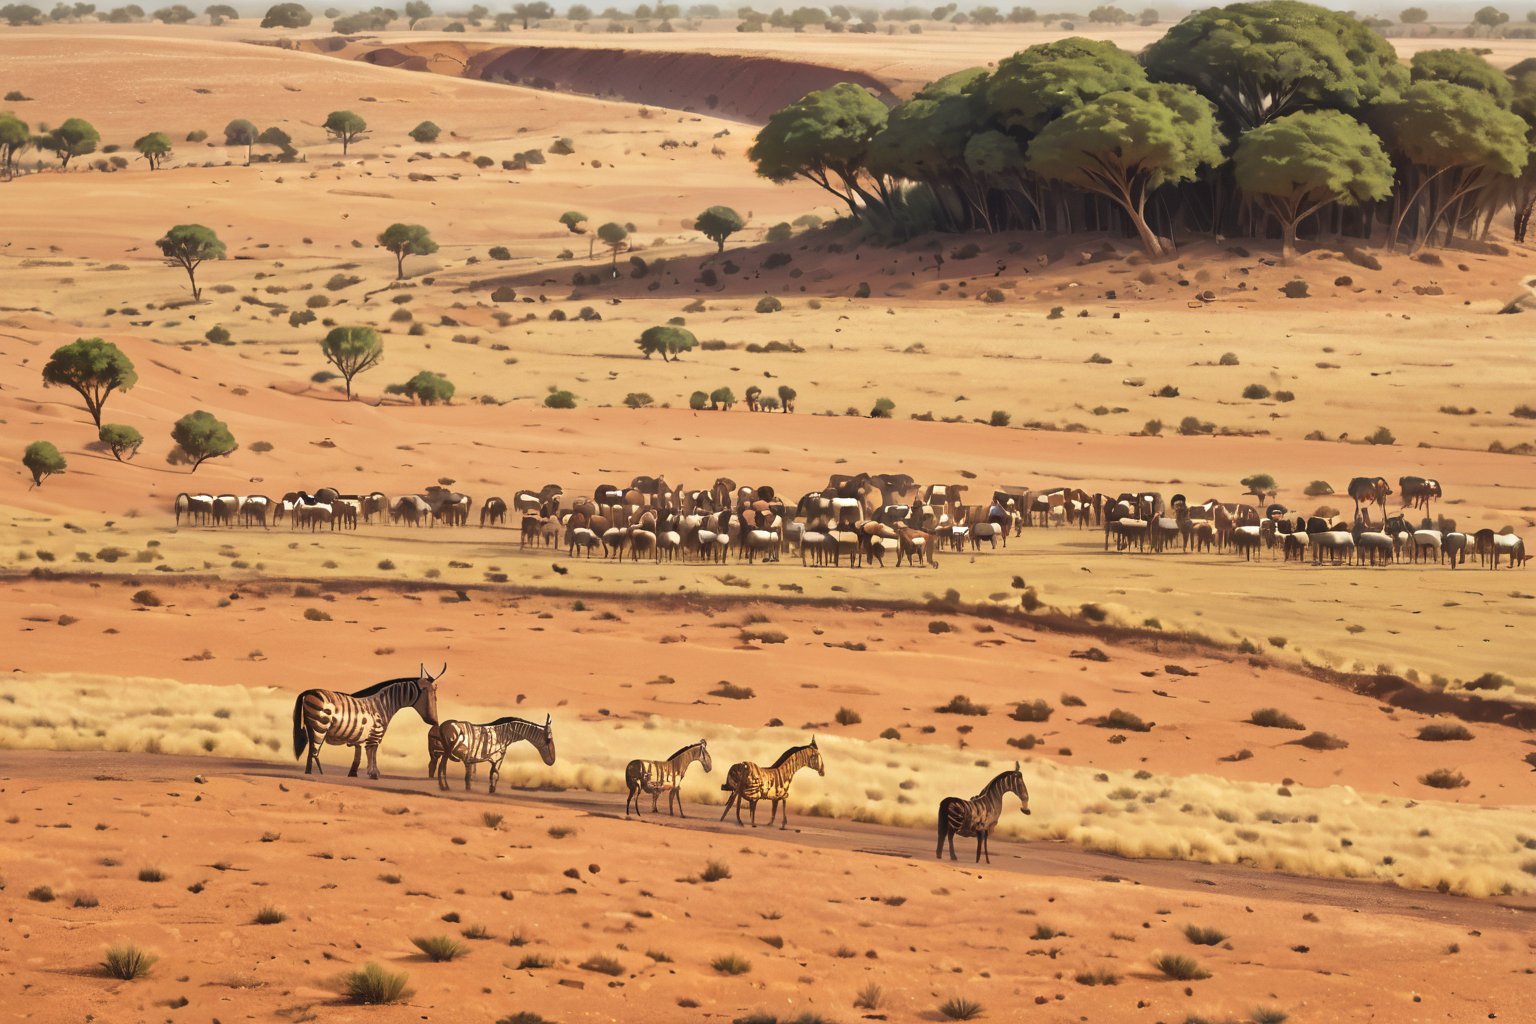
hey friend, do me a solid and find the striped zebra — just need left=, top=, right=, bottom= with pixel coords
left=291, top=664, right=443, bottom=779
left=624, top=739, right=712, bottom=818
left=936, top=762, right=1030, bottom=864
left=428, top=714, right=555, bottom=795
left=719, top=738, right=825, bottom=829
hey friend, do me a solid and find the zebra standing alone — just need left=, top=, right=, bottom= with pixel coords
left=428, top=714, right=556, bottom=794
left=936, top=762, right=1031, bottom=864
left=625, top=739, right=713, bottom=817
left=291, top=664, right=443, bottom=779
left=720, top=738, right=825, bottom=829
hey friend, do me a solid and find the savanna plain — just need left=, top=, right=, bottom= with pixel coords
left=2, top=8, right=1535, bottom=1024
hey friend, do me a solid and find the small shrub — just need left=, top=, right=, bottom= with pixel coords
left=1075, top=967, right=1120, bottom=986
left=102, top=944, right=157, bottom=981
left=545, top=389, right=577, bottom=409
left=343, top=962, right=412, bottom=1004
left=835, top=706, right=862, bottom=726
left=1366, top=425, right=1396, bottom=446
left=700, top=860, right=732, bottom=882
left=1242, top=383, right=1270, bottom=400
left=1248, top=708, right=1304, bottom=731
left=1250, top=1008, right=1289, bottom=1024
left=1143, top=418, right=1163, bottom=436
left=1011, top=699, right=1052, bottom=722
left=712, top=953, right=752, bottom=975
left=1183, top=925, right=1225, bottom=946
left=28, top=885, right=55, bottom=902
left=254, top=905, right=287, bottom=925
left=710, top=682, right=756, bottom=700
left=517, top=953, right=554, bottom=969
left=988, top=410, right=1011, bottom=427
left=1218, top=351, right=1240, bottom=365
left=462, top=924, right=493, bottom=940
left=73, top=894, right=99, bottom=908
left=137, top=866, right=166, bottom=883
left=937, top=694, right=988, bottom=716
left=1419, top=768, right=1469, bottom=789
left=1417, top=723, right=1472, bottom=742
left=1098, top=708, right=1150, bottom=732
left=482, top=811, right=505, bottom=828
left=1303, top=480, right=1334, bottom=496
left=580, top=954, right=625, bottom=976
left=939, top=996, right=985, bottom=1020
left=1292, top=731, right=1348, bottom=751
left=854, top=981, right=885, bottom=1009
left=412, top=935, right=468, bottom=961
left=754, top=296, right=783, bottom=313
left=1153, top=952, right=1210, bottom=980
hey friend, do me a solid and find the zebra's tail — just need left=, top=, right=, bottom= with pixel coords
left=291, top=696, right=307, bottom=760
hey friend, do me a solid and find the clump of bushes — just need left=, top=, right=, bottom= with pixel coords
left=1248, top=708, right=1304, bottom=730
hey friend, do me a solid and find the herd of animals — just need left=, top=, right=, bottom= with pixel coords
left=175, top=471, right=1528, bottom=569
left=291, top=664, right=1030, bottom=862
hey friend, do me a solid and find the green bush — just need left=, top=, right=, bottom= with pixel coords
left=411, top=935, right=468, bottom=961
left=23, top=440, right=67, bottom=485
left=102, top=944, right=157, bottom=980
left=343, top=962, right=411, bottom=1004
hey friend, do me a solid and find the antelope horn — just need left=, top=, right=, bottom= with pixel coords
left=437, top=662, right=447, bottom=679
left=544, top=713, right=552, bottom=728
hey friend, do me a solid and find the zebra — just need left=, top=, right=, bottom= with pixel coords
left=719, top=738, right=825, bottom=829
left=291, top=664, right=443, bottom=779
left=427, top=714, right=556, bottom=795
left=625, top=739, right=713, bottom=818
left=936, top=762, right=1030, bottom=864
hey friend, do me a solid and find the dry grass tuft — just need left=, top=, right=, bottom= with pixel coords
left=712, top=953, right=752, bottom=975
left=343, top=962, right=411, bottom=1004
left=1154, top=952, right=1211, bottom=980
left=102, top=944, right=157, bottom=980
left=1420, top=768, right=1470, bottom=789
left=939, top=995, right=985, bottom=1020
left=1248, top=708, right=1305, bottom=730
left=412, top=935, right=468, bottom=962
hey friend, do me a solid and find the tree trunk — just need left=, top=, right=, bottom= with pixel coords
left=396, top=252, right=405, bottom=280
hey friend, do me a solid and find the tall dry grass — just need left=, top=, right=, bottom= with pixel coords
left=4, top=672, right=1535, bottom=897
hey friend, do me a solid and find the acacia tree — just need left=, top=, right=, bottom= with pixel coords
left=1400, top=6, right=1427, bottom=22
left=37, top=117, right=99, bottom=169
left=23, top=441, right=66, bottom=487
left=0, top=111, right=28, bottom=177
left=260, top=1, right=309, bottom=25
left=748, top=82, right=889, bottom=220
left=693, top=206, right=745, bottom=252
left=171, top=410, right=237, bottom=471
left=1233, top=110, right=1394, bottom=261
left=1241, top=473, right=1278, bottom=502
left=98, top=423, right=143, bottom=461
left=596, top=221, right=628, bottom=267
left=134, top=131, right=172, bottom=170
left=1028, top=83, right=1224, bottom=257
left=635, top=325, right=697, bottom=361
left=323, top=109, right=369, bottom=155
left=386, top=370, right=455, bottom=404
left=156, top=224, right=225, bottom=300
left=559, top=210, right=588, bottom=233
left=42, top=338, right=138, bottom=427
left=377, top=223, right=437, bottom=279
left=1409, top=48, right=1514, bottom=105
left=319, top=325, right=383, bottom=399
left=224, top=118, right=258, bottom=163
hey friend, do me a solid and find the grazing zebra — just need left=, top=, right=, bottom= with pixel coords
left=625, top=739, right=713, bottom=818
left=291, top=664, right=443, bottom=779
left=720, top=738, right=825, bottom=829
left=427, top=714, right=556, bottom=795
left=936, top=762, right=1031, bottom=864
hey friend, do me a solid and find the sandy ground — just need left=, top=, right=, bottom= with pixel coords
left=4, top=24, right=1536, bottom=1020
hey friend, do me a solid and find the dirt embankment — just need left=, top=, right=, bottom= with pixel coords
left=296, top=37, right=897, bottom=121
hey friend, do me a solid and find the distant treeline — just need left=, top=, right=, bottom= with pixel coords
left=749, top=1, right=1536, bottom=256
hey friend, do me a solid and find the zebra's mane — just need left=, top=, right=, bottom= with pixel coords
left=349, top=676, right=417, bottom=698
left=769, top=743, right=813, bottom=768
left=665, top=741, right=703, bottom=761
left=485, top=715, right=539, bottom=728
left=984, top=768, right=1022, bottom=791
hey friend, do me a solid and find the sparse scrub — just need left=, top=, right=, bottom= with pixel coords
left=137, top=866, right=166, bottom=883
left=1075, top=966, right=1120, bottom=985
left=937, top=694, right=989, bottom=716
left=412, top=935, right=468, bottom=961
left=1011, top=699, right=1052, bottom=722
left=1420, top=768, right=1470, bottom=789
left=710, top=682, right=756, bottom=700
left=343, top=962, right=411, bottom=1004
left=580, top=953, right=625, bottom=976
left=854, top=981, right=885, bottom=1009
left=1154, top=952, right=1210, bottom=980
left=254, top=905, right=287, bottom=925
left=939, top=996, right=985, bottom=1020
left=1248, top=708, right=1305, bottom=731
left=700, top=860, right=732, bottom=882
left=1417, top=723, right=1472, bottom=742
left=835, top=706, right=862, bottom=726
left=517, top=953, right=554, bottom=969
left=712, top=953, right=751, bottom=975
left=1183, top=924, right=1226, bottom=946
left=102, top=944, right=157, bottom=980
left=1293, top=731, right=1348, bottom=751
left=1097, top=708, right=1151, bottom=732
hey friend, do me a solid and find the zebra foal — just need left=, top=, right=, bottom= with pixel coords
left=428, top=713, right=556, bottom=794
left=937, top=762, right=1030, bottom=864
left=625, top=739, right=712, bottom=818
left=292, top=663, right=443, bottom=779
left=720, top=738, right=825, bottom=829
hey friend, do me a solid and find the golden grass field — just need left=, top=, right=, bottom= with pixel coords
left=3, top=20, right=1536, bottom=1023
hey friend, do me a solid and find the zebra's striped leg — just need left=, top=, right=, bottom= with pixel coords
left=778, top=800, right=789, bottom=831
left=488, top=758, right=501, bottom=796
left=749, top=799, right=759, bottom=828
left=975, top=831, right=985, bottom=864
left=436, top=753, right=450, bottom=791
left=347, top=745, right=363, bottom=778
left=626, top=785, right=637, bottom=818
left=365, top=742, right=381, bottom=780
left=673, top=789, right=685, bottom=818
left=936, top=821, right=947, bottom=860
left=464, top=758, right=474, bottom=792
left=719, top=792, right=734, bottom=822
left=651, top=790, right=661, bottom=813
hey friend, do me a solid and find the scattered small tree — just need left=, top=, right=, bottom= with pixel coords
left=688, top=390, right=709, bottom=410
left=42, top=338, right=138, bottom=427
left=597, top=221, right=628, bottom=267
left=205, top=3, right=238, bottom=22
left=776, top=384, right=796, bottom=412
left=0, top=111, right=28, bottom=177
left=709, top=386, right=736, bottom=410
left=870, top=396, right=895, bottom=418
left=623, top=392, right=653, bottom=408
left=387, top=370, right=455, bottom=405
left=23, top=440, right=66, bottom=486
left=544, top=387, right=577, bottom=409
left=36, top=117, right=99, bottom=169
left=1240, top=473, right=1278, bottom=502
left=224, top=117, right=258, bottom=163
left=635, top=325, right=697, bottom=361
left=99, top=423, right=143, bottom=461
left=171, top=410, right=237, bottom=471
left=1400, top=5, right=1427, bottom=22
left=559, top=210, right=588, bottom=233
left=257, top=125, right=297, bottom=161
left=319, top=325, right=383, bottom=399
left=155, top=224, right=225, bottom=300
left=403, top=0, right=429, bottom=23
left=377, top=223, right=437, bottom=280
left=260, top=0, right=309, bottom=25
left=133, top=131, right=172, bottom=170
left=693, top=205, right=745, bottom=252
left=323, top=109, right=369, bottom=155
left=409, top=120, right=441, bottom=143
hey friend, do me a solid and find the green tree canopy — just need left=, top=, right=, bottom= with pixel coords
left=257, top=125, right=296, bottom=160
left=409, top=120, right=441, bottom=143
left=377, top=223, right=437, bottom=279
left=1241, top=473, right=1278, bottom=500
left=323, top=109, right=368, bottom=154
left=205, top=3, right=238, bottom=20
left=134, top=131, right=172, bottom=170
left=403, top=0, right=429, bottom=21
left=1233, top=110, right=1394, bottom=260
left=171, top=410, right=237, bottom=470
left=709, top=386, right=736, bottom=410
left=776, top=383, right=796, bottom=412
left=319, top=325, right=383, bottom=399
left=636, top=324, right=698, bottom=361
left=260, top=1, right=309, bottom=25
left=0, top=111, right=28, bottom=176
left=23, top=441, right=66, bottom=487
left=386, top=369, right=455, bottom=404
left=596, top=221, right=628, bottom=264
left=98, top=422, right=143, bottom=461
left=1028, top=83, right=1224, bottom=256
left=693, top=205, right=745, bottom=252
left=36, top=117, right=99, bottom=169
left=1472, top=5, right=1508, bottom=32
left=1142, top=0, right=1407, bottom=129
left=1409, top=48, right=1512, bottom=106
left=224, top=117, right=258, bottom=162
left=156, top=224, right=225, bottom=300
left=559, top=210, right=588, bottom=232
left=984, top=37, right=1146, bottom=136
left=748, top=82, right=889, bottom=219
left=1400, top=6, right=1426, bottom=22
left=42, top=337, right=138, bottom=427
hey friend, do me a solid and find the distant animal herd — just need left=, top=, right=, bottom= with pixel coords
left=175, top=471, right=1527, bottom=569
left=291, top=664, right=1028, bottom=862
